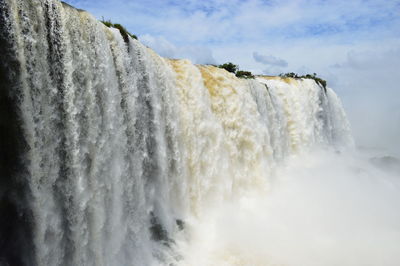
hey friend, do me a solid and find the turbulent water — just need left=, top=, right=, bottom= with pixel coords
left=2, top=1, right=399, bottom=266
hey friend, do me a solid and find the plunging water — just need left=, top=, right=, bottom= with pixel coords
left=1, top=1, right=398, bottom=266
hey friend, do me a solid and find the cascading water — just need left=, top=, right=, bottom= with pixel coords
left=4, top=1, right=398, bottom=266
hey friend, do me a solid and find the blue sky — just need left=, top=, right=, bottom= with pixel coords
left=64, top=0, right=400, bottom=154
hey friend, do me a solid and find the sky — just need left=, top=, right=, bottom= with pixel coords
left=64, top=0, right=400, bottom=155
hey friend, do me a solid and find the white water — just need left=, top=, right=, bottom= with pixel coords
left=1, top=0, right=398, bottom=265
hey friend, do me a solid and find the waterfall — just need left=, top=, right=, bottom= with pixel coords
left=0, top=0, right=354, bottom=265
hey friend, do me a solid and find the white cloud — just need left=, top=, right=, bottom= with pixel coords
left=140, top=34, right=216, bottom=64
left=332, top=48, right=400, bottom=70
left=253, top=52, right=288, bottom=67
left=140, top=34, right=177, bottom=58
left=178, top=46, right=216, bottom=65
left=261, top=67, right=284, bottom=76
left=69, top=0, right=400, bottom=46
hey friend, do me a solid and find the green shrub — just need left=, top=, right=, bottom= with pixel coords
left=217, top=62, right=255, bottom=79
left=279, top=72, right=298, bottom=78
left=101, top=19, right=138, bottom=43
left=218, top=62, right=238, bottom=74
left=101, top=20, right=113, bottom=28
left=279, top=72, right=327, bottom=91
left=236, top=70, right=255, bottom=79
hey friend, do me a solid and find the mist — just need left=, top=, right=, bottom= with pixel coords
left=174, top=149, right=400, bottom=266
left=331, top=48, right=400, bottom=157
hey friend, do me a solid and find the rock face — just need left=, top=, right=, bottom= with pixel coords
left=0, top=0, right=353, bottom=265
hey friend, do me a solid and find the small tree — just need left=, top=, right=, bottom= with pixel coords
left=218, top=62, right=238, bottom=74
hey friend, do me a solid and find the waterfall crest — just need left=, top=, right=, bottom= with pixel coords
left=0, top=0, right=353, bottom=265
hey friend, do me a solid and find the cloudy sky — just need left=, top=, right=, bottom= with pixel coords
left=65, top=0, right=400, bottom=155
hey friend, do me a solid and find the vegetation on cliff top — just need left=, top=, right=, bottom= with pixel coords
left=97, top=20, right=325, bottom=87
left=216, top=63, right=326, bottom=88
left=101, top=19, right=138, bottom=43
left=218, top=62, right=255, bottom=79
left=279, top=72, right=327, bottom=90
